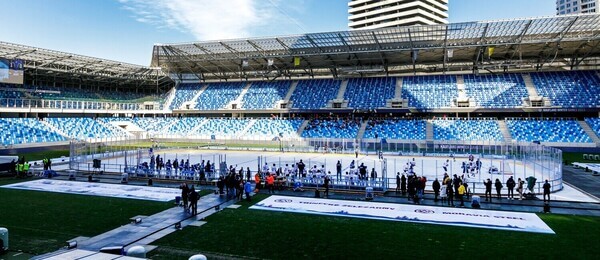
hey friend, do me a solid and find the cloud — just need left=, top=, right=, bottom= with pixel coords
left=118, top=0, right=306, bottom=41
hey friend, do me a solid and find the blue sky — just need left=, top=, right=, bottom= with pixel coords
left=0, top=0, right=556, bottom=66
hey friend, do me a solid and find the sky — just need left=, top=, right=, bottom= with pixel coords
left=0, top=0, right=557, bottom=66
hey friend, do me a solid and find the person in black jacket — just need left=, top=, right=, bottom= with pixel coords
left=324, top=175, right=331, bottom=197
left=336, top=161, right=342, bottom=180
left=395, top=173, right=401, bottom=193
left=506, top=176, right=516, bottom=200
left=543, top=180, right=551, bottom=202
left=495, top=178, right=503, bottom=199
left=180, top=183, right=189, bottom=211
left=400, top=174, right=407, bottom=195
left=484, top=178, right=493, bottom=202
left=188, top=186, right=198, bottom=215
left=446, top=182, right=454, bottom=206
left=432, top=178, right=441, bottom=202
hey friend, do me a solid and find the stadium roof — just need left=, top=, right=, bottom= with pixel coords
left=0, top=41, right=172, bottom=88
left=152, top=14, right=600, bottom=81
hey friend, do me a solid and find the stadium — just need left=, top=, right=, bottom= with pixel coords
left=1, top=9, right=600, bottom=260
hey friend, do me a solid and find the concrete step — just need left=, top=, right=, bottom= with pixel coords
left=394, top=77, right=403, bottom=99
left=357, top=120, right=368, bottom=140
left=425, top=120, right=433, bottom=140
left=163, top=85, right=178, bottom=111
left=40, top=119, right=71, bottom=139
left=336, top=79, right=348, bottom=100
left=238, top=119, right=257, bottom=138
left=283, top=81, right=298, bottom=102
left=497, top=120, right=513, bottom=143
left=297, top=120, right=309, bottom=137
left=521, top=73, right=540, bottom=97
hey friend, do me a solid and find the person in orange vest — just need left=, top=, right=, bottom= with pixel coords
left=266, top=174, right=275, bottom=194
left=254, top=173, right=261, bottom=193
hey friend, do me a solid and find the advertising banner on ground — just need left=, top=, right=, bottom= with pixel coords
left=1, top=179, right=180, bottom=202
left=251, top=195, right=554, bottom=234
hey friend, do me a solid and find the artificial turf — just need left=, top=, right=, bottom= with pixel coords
left=148, top=194, right=600, bottom=259
left=0, top=178, right=173, bottom=255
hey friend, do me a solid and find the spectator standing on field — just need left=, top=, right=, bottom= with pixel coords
left=506, top=176, right=516, bottom=200
left=484, top=178, right=492, bottom=202
left=495, top=178, right=503, bottom=199
left=543, top=180, right=551, bottom=202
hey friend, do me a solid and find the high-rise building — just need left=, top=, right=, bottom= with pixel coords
left=348, top=0, right=448, bottom=30
left=556, top=0, right=598, bottom=15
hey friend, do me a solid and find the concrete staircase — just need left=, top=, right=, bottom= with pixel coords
left=521, top=74, right=540, bottom=96
left=394, top=77, right=403, bottom=98
left=160, top=119, right=180, bottom=134
left=579, top=120, right=600, bottom=146
left=96, top=119, right=133, bottom=137
left=228, top=82, right=252, bottom=108
left=283, top=81, right=298, bottom=102
left=296, top=120, right=309, bottom=137
left=237, top=119, right=257, bottom=138
left=425, top=120, right=434, bottom=140
left=497, top=120, right=513, bottom=143
left=357, top=120, right=369, bottom=139
left=162, top=86, right=178, bottom=110
left=190, top=84, right=209, bottom=104
left=336, top=80, right=349, bottom=99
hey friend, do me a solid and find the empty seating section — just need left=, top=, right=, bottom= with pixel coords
left=194, top=119, right=250, bottom=138
left=242, top=81, right=290, bottom=109
left=167, top=117, right=205, bottom=136
left=45, top=118, right=128, bottom=140
left=0, top=118, right=66, bottom=145
left=585, top=118, right=600, bottom=138
left=531, top=71, right=600, bottom=108
left=402, top=75, right=457, bottom=109
left=195, top=82, right=245, bottom=110
left=363, top=119, right=426, bottom=140
left=170, top=83, right=203, bottom=110
left=506, top=119, right=591, bottom=143
left=464, top=74, right=528, bottom=108
left=433, top=119, right=503, bottom=141
left=290, top=79, right=340, bottom=109
left=133, top=117, right=178, bottom=134
left=301, top=119, right=360, bottom=139
left=246, top=119, right=303, bottom=138
left=345, top=77, right=395, bottom=109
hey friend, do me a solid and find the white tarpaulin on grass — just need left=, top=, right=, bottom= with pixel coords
left=250, top=195, right=555, bottom=234
left=1, top=179, right=180, bottom=202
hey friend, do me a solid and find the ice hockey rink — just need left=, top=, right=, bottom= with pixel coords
left=67, top=148, right=597, bottom=203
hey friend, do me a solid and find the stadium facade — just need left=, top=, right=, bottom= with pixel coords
left=348, top=0, right=448, bottom=29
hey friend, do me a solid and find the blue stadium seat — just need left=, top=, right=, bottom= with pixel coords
left=242, top=81, right=291, bottom=109
left=170, top=83, right=203, bottom=110
left=290, top=79, right=341, bottom=109
left=363, top=119, right=426, bottom=140
left=195, top=82, right=245, bottom=110
left=506, top=119, right=592, bottom=143
left=246, top=119, right=304, bottom=139
left=0, top=118, right=66, bottom=145
left=301, top=119, right=360, bottom=139
left=584, top=118, right=600, bottom=139
left=402, top=75, right=457, bottom=109
left=433, top=119, right=503, bottom=141
left=464, top=74, right=528, bottom=108
left=345, top=77, right=395, bottom=109
left=531, top=71, right=600, bottom=108
left=45, top=118, right=129, bottom=140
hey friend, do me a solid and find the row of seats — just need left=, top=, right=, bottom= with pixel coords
left=196, top=82, right=245, bottom=110
left=345, top=77, right=396, bottom=109
left=302, top=119, right=360, bottom=139
left=0, top=83, right=156, bottom=102
left=364, top=119, right=426, bottom=140
left=464, top=74, right=529, bottom=108
left=433, top=119, right=504, bottom=141
left=402, top=75, right=457, bottom=109
left=44, top=118, right=130, bottom=140
left=506, top=119, right=591, bottom=143
left=242, top=81, right=290, bottom=109
left=531, top=71, right=600, bottom=108
left=1, top=117, right=599, bottom=145
left=0, top=118, right=66, bottom=145
left=290, top=79, right=340, bottom=109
